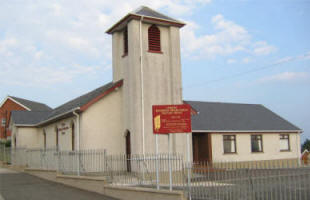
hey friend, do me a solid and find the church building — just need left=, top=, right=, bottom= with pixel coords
left=9, top=6, right=302, bottom=163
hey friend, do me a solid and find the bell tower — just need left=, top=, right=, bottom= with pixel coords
left=106, top=6, right=188, bottom=156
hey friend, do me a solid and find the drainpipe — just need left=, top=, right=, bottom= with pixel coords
left=139, top=16, right=145, bottom=155
left=73, top=110, right=80, bottom=176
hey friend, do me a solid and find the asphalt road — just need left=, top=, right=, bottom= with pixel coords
left=0, top=167, right=118, bottom=200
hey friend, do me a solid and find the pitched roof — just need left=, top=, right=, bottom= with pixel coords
left=106, top=6, right=185, bottom=34
left=186, top=101, right=301, bottom=132
left=11, top=80, right=123, bottom=127
left=11, top=111, right=51, bottom=125
left=133, top=6, right=179, bottom=22
left=8, top=96, right=52, bottom=111
left=46, top=81, right=116, bottom=119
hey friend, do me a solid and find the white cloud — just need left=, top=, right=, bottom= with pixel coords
left=273, top=51, right=310, bottom=65
left=0, top=0, right=211, bottom=87
left=242, top=57, right=251, bottom=64
left=253, top=41, right=277, bottom=55
left=258, top=72, right=309, bottom=83
left=297, top=51, right=310, bottom=61
left=227, top=59, right=236, bottom=64
left=181, top=15, right=275, bottom=59
left=273, top=56, right=294, bottom=65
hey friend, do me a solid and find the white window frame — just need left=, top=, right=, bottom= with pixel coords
left=1, top=118, right=6, bottom=127
left=251, top=135, right=263, bottom=153
left=223, top=135, right=237, bottom=154
left=280, top=134, right=290, bottom=151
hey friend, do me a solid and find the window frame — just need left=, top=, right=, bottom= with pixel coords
left=122, top=27, right=128, bottom=57
left=251, top=135, right=263, bottom=153
left=1, top=118, right=6, bottom=127
left=280, top=134, right=290, bottom=152
left=223, top=135, right=237, bottom=154
left=43, top=130, right=47, bottom=149
left=148, top=24, right=162, bottom=53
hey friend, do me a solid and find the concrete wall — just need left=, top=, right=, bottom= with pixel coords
left=36, top=117, right=76, bottom=150
left=211, top=132, right=301, bottom=162
left=80, top=88, right=125, bottom=154
left=12, top=126, right=41, bottom=148
left=112, top=19, right=188, bottom=159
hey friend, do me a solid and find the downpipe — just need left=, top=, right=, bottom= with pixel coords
left=73, top=110, right=80, bottom=176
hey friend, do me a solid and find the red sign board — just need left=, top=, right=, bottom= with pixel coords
left=152, top=104, right=192, bottom=134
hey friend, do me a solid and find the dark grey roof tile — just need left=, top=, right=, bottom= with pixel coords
left=133, top=6, right=179, bottom=22
left=9, top=96, right=52, bottom=111
left=186, top=101, right=301, bottom=131
left=11, top=111, right=51, bottom=125
left=45, top=81, right=118, bottom=120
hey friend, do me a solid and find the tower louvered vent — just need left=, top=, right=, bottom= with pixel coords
left=148, top=25, right=161, bottom=52
left=124, top=27, right=128, bottom=55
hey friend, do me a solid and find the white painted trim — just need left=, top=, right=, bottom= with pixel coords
left=36, top=107, right=80, bottom=126
left=192, top=130, right=302, bottom=133
left=0, top=96, right=31, bottom=111
left=14, top=124, right=36, bottom=127
left=130, top=13, right=185, bottom=25
left=14, top=107, right=81, bottom=127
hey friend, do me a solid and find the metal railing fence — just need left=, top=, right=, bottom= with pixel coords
left=58, top=149, right=107, bottom=175
left=105, top=153, right=185, bottom=188
left=11, top=147, right=27, bottom=166
left=26, top=148, right=58, bottom=170
left=0, top=144, right=11, bottom=164
left=7, top=146, right=310, bottom=200
left=186, top=160, right=310, bottom=200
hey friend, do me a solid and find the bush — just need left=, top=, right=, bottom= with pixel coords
left=0, top=140, right=11, bottom=148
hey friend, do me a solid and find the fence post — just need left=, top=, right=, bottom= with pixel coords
left=187, top=162, right=192, bottom=200
left=77, top=150, right=80, bottom=176
left=247, top=167, right=255, bottom=200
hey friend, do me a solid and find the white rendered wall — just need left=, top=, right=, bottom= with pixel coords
left=112, top=20, right=189, bottom=160
left=211, top=133, right=301, bottom=162
left=80, top=88, right=125, bottom=154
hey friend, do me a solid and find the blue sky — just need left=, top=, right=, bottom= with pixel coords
left=0, top=0, right=309, bottom=142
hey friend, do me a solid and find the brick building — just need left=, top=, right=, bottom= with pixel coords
left=0, top=96, right=51, bottom=141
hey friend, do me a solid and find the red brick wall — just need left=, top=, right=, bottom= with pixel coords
left=0, top=98, right=27, bottom=139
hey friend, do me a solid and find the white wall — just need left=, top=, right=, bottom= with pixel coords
left=37, top=117, right=76, bottom=150
left=211, top=133, right=301, bottom=162
left=13, top=127, right=41, bottom=149
left=80, top=88, right=125, bottom=154
left=112, top=19, right=188, bottom=159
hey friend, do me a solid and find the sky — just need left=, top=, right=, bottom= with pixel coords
left=0, top=0, right=309, bottom=142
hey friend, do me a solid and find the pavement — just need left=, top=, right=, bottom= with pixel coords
left=0, top=167, right=118, bottom=200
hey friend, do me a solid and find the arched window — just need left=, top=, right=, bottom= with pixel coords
left=43, top=130, right=46, bottom=149
left=55, top=126, right=59, bottom=149
left=148, top=25, right=161, bottom=52
left=123, top=27, right=128, bottom=55
left=71, top=123, right=75, bottom=151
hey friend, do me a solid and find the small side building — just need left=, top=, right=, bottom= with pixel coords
left=187, top=101, right=302, bottom=163
left=10, top=80, right=124, bottom=154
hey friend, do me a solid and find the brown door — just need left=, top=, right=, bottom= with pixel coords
left=192, top=133, right=211, bottom=163
left=126, top=131, right=131, bottom=172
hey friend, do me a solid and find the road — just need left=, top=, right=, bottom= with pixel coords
left=0, top=167, right=118, bottom=200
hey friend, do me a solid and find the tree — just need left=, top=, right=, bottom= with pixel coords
left=301, top=139, right=310, bottom=152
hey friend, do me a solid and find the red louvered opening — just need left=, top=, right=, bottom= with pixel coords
left=123, top=27, right=128, bottom=56
left=148, top=25, right=161, bottom=53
